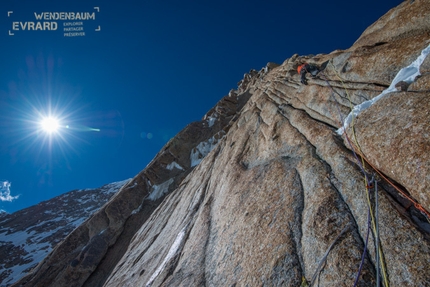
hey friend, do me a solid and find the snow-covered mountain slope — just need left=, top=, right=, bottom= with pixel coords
left=0, top=179, right=128, bottom=286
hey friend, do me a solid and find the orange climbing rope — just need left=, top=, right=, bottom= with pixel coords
left=348, top=140, right=430, bottom=220
left=318, top=60, right=430, bottom=287
left=321, top=62, right=430, bottom=221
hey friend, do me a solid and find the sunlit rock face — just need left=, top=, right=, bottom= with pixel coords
left=12, top=1, right=430, bottom=286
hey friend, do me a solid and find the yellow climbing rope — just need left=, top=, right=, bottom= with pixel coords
left=327, top=61, right=390, bottom=287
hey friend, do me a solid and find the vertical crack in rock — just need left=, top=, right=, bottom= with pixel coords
left=278, top=103, right=376, bottom=285
left=268, top=167, right=306, bottom=286
left=283, top=95, right=430, bottom=286
left=200, top=195, right=214, bottom=287
left=323, top=156, right=379, bottom=285
left=293, top=168, right=309, bottom=280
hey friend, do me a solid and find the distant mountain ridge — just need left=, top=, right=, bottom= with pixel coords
left=0, top=179, right=128, bottom=286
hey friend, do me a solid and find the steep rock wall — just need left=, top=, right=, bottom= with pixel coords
left=14, top=1, right=430, bottom=286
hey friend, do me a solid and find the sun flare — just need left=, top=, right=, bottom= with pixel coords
left=40, top=117, right=60, bottom=134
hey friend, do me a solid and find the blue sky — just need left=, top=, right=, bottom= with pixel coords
left=0, top=0, right=400, bottom=213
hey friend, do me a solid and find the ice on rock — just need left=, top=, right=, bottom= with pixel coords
left=338, top=44, right=430, bottom=135
left=146, top=227, right=186, bottom=287
left=148, top=178, right=174, bottom=201
left=190, top=136, right=220, bottom=167
left=204, top=112, right=218, bottom=128
left=207, top=115, right=217, bottom=127
left=166, top=161, right=184, bottom=171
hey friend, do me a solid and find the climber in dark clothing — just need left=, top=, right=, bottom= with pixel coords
left=297, top=63, right=320, bottom=85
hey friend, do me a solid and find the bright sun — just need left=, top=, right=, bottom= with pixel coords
left=40, top=117, right=60, bottom=134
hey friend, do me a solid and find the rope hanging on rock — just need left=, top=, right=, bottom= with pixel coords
left=322, top=61, right=430, bottom=220
left=309, top=224, right=352, bottom=287
left=320, top=62, right=392, bottom=286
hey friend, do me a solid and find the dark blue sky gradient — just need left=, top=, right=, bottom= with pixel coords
left=0, top=0, right=401, bottom=212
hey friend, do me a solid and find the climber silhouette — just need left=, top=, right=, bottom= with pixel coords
left=297, top=61, right=329, bottom=85
left=297, top=63, right=319, bottom=85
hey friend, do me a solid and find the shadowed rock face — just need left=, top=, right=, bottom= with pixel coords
left=12, top=1, right=430, bottom=286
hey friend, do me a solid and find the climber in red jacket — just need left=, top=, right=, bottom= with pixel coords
left=297, top=63, right=320, bottom=85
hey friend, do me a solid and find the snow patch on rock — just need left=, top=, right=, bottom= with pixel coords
left=166, top=161, right=184, bottom=171
left=101, top=179, right=131, bottom=193
left=148, top=178, right=174, bottom=201
left=1, top=227, right=61, bottom=285
left=0, top=180, right=126, bottom=286
left=338, top=44, right=430, bottom=134
left=79, top=179, right=130, bottom=193
left=146, top=227, right=186, bottom=287
left=190, top=135, right=223, bottom=167
left=207, top=115, right=217, bottom=127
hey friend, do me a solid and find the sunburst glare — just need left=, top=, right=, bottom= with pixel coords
left=40, top=116, right=60, bottom=134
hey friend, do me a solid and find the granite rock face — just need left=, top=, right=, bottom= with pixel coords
left=13, top=1, right=430, bottom=286
left=350, top=92, right=430, bottom=212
